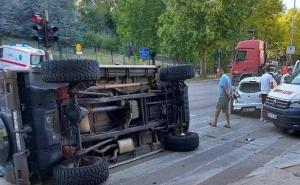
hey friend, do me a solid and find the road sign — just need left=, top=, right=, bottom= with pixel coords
left=286, top=45, right=295, bottom=55
left=76, top=44, right=82, bottom=52
left=139, top=48, right=150, bottom=61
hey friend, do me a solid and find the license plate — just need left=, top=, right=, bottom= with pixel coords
left=267, top=113, right=277, bottom=119
left=242, top=107, right=255, bottom=112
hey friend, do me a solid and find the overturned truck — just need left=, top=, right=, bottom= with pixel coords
left=0, top=60, right=199, bottom=185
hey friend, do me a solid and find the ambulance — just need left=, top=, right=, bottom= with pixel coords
left=0, top=44, right=45, bottom=69
left=264, top=70, right=300, bottom=131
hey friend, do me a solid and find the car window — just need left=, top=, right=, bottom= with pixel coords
left=236, top=50, right=247, bottom=62
left=289, top=70, right=300, bottom=85
left=239, top=82, right=260, bottom=93
left=31, top=55, right=43, bottom=65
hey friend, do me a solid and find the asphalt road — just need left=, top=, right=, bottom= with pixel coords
left=2, top=80, right=300, bottom=185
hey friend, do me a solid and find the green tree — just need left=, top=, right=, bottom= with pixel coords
left=243, top=0, right=284, bottom=59
left=113, top=0, right=165, bottom=64
left=79, top=0, right=116, bottom=33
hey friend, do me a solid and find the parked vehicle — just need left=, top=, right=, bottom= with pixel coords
left=231, top=77, right=262, bottom=114
left=0, top=44, right=45, bottom=69
left=264, top=70, right=300, bottom=131
left=0, top=60, right=199, bottom=185
left=231, top=40, right=266, bottom=86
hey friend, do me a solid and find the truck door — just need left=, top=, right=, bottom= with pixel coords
left=235, top=50, right=248, bottom=73
left=246, top=49, right=257, bottom=73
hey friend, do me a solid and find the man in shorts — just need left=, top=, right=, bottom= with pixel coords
left=210, top=67, right=232, bottom=128
left=260, top=66, right=276, bottom=121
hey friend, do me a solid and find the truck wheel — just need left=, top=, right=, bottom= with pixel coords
left=159, top=65, right=195, bottom=81
left=165, top=132, right=199, bottom=152
left=53, top=156, right=109, bottom=185
left=41, top=59, right=101, bottom=83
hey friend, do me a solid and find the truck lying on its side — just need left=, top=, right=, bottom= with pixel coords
left=0, top=59, right=198, bottom=185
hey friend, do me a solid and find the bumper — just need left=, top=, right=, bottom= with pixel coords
left=233, top=101, right=262, bottom=111
left=263, top=105, right=300, bottom=130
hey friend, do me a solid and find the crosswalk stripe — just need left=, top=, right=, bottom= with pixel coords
left=247, top=142, right=300, bottom=177
left=106, top=121, right=263, bottom=185
left=163, top=136, right=279, bottom=185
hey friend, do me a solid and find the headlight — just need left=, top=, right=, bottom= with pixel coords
left=290, top=101, right=300, bottom=108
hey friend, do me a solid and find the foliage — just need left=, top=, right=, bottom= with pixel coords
left=79, top=0, right=116, bottom=33
left=113, top=0, right=166, bottom=53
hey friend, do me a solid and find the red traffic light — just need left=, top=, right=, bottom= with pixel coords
left=32, top=15, right=43, bottom=24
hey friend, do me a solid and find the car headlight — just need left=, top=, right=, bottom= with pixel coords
left=290, top=101, right=300, bottom=108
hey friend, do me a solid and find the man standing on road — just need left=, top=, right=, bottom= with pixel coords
left=210, top=67, right=232, bottom=128
left=260, top=67, right=276, bottom=121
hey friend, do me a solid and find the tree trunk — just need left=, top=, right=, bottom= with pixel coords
left=95, top=47, right=98, bottom=61
left=111, top=50, right=114, bottom=64
left=203, top=50, right=208, bottom=78
left=59, top=44, right=63, bottom=60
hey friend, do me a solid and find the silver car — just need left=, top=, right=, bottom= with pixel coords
left=231, top=77, right=262, bottom=113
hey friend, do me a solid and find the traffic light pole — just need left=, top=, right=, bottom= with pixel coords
left=43, top=10, right=53, bottom=60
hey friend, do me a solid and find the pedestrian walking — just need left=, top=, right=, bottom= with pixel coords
left=209, top=67, right=232, bottom=128
left=260, top=66, right=276, bottom=121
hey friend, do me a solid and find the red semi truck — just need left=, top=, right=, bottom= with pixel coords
left=231, top=40, right=266, bottom=86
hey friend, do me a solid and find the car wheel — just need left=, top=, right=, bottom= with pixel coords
left=165, top=132, right=199, bottom=152
left=41, top=59, right=101, bottom=83
left=53, top=156, right=109, bottom=185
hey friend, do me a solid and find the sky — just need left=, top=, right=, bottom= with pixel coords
left=283, top=0, right=300, bottom=9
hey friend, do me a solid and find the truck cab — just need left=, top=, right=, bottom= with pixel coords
left=231, top=40, right=265, bottom=86
left=0, top=45, right=45, bottom=69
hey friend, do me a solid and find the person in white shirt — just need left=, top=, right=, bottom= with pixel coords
left=280, top=68, right=293, bottom=84
left=260, top=67, right=276, bottom=121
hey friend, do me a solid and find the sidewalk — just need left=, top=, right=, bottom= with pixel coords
left=230, top=165, right=300, bottom=185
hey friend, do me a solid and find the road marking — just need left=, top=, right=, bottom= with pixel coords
left=106, top=120, right=263, bottom=185
left=163, top=136, right=279, bottom=185
left=248, top=142, right=300, bottom=177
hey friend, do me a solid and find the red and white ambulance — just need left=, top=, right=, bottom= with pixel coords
left=0, top=44, right=45, bottom=69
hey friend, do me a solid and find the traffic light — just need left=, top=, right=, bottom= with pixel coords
left=32, top=14, right=45, bottom=43
left=47, top=26, right=58, bottom=43
left=32, top=13, right=59, bottom=48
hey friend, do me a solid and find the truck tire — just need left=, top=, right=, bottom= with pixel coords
left=41, top=59, right=101, bottom=83
left=165, top=132, right=199, bottom=152
left=159, top=65, right=195, bottom=81
left=53, top=156, right=109, bottom=185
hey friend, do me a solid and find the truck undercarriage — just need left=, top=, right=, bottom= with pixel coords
left=0, top=60, right=198, bottom=185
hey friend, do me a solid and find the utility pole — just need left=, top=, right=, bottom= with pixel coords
left=288, top=0, right=296, bottom=65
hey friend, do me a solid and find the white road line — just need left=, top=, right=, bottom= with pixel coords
left=248, top=142, right=300, bottom=177
left=106, top=122, right=262, bottom=185
left=163, top=136, right=279, bottom=185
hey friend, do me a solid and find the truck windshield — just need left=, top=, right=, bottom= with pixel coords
left=236, top=50, right=247, bottom=61
left=288, top=70, right=300, bottom=85
left=31, top=55, right=43, bottom=65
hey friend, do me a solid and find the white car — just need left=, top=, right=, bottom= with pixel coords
left=231, top=77, right=262, bottom=113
